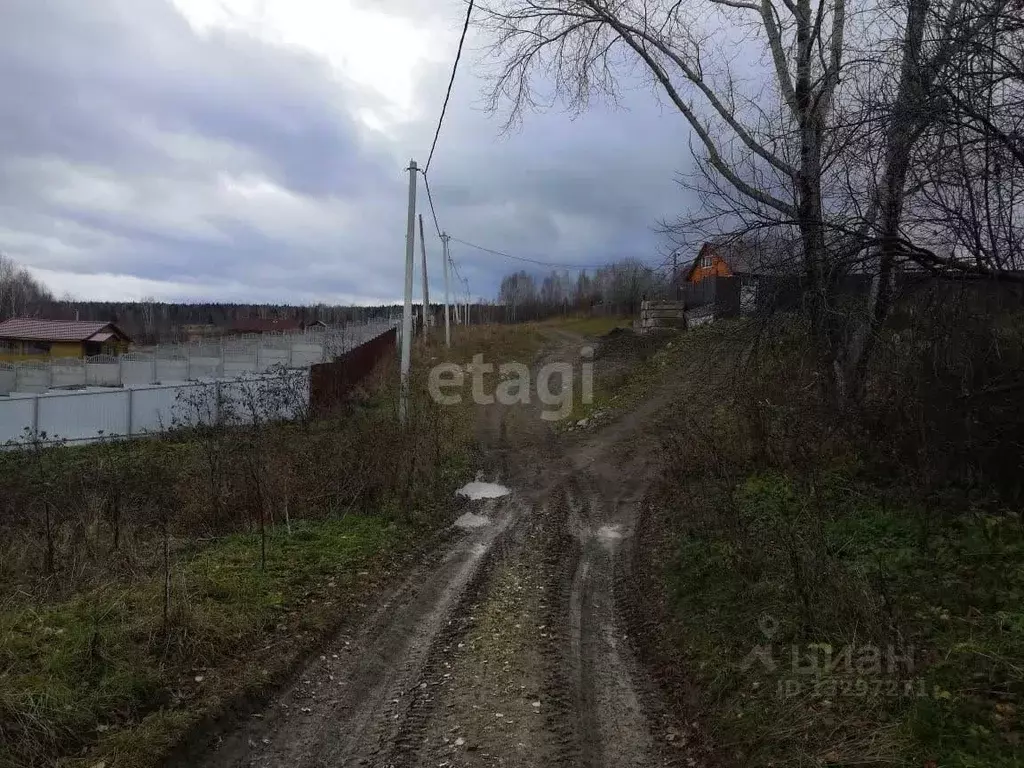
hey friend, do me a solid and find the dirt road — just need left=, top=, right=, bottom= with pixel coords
left=188, top=330, right=691, bottom=768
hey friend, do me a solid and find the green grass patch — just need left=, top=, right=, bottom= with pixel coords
left=546, top=314, right=633, bottom=337
left=0, top=515, right=419, bottom=768
left=562, top=321, right=737, bottom=427
left=657, top=469, right=1024, bottom=767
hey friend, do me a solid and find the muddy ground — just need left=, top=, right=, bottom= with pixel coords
left=181, top=329, right=701, bottom=768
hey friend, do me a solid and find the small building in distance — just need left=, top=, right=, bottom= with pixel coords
left=684, top=238, right=778, bottom=284
left=0, top=318, right=132, bottom=359
left=675, top=236, right=799, bottom=321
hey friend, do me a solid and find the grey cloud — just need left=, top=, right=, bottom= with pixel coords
left=0, top=0, right=697, bottom=303
left=0, top=0, right=392, bottom=197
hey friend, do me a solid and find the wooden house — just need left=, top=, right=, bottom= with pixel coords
left=0, top=318, right=132, bottom=359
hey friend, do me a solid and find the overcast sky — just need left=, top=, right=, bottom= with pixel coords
left=0, top=0, right=695, bottom=304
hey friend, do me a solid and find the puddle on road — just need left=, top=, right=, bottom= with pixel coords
left=456, top=481, right=511, bottom=500
left=597, top=525, right=623, bottom=543
left=453, top=512, right=492, bottom=530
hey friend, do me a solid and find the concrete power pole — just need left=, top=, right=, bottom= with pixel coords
left=399, top=160, right=417, bottom=423
left=452, top=269, right=461, bottom=325
left=418, top=214, right=430, bottom=336
left=441, top=232, right=452, bottom=348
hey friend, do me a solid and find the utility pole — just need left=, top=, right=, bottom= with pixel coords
left=418, top=214, right=431, bottom=336
left=452, top=266, right=461, bottom=325
left=441, top=232, right=452, bottom=348
left=399, top=160, right=417, bottom=423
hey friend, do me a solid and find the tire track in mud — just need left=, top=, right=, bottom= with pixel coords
left=559, top=479, right=670, bottom=768
left=187, top=494, right=521, bottom=768
left=540, top=484, right=585, bottom=767
left=384, top=503, right=526, bottom=766
left=387, top=487, right=572, bottom=768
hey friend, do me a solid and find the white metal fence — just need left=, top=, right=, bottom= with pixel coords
left=0, top=372, right=310, bottom=445
left=0, top=320, right=397, bottom=395
left=0, top=320, right=398, bottom=446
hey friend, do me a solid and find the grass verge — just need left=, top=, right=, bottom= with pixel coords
left=586, top=318, right=1024, bottom=767
left=1, top=516, right=422, bottom=768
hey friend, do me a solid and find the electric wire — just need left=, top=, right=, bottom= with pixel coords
left=415, top=0, right=673, bottom=296
left=424, top=0, right=474, bottom=175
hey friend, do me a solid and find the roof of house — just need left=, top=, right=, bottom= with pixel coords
left=0, top=318, right=132, bottom=343
left=686, top=235, right=797, bottom=280
left=229, top=317, right=303, bottom=333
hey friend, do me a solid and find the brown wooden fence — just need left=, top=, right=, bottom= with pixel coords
left=309, top=328, right=396, bottom=414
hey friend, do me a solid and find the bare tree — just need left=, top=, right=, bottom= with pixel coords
left=477, top=0, right=847, bottom=378
left=911, top=0, right=1024, bottom=272
left=478, top=0, right=1023, bottom=401
left=0, top=253, right=53, bottom=321
left=832, top=0, right=1021, bottom=395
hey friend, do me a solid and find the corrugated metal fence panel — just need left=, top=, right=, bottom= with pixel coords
left=310, top=329, right=395, bottom=414
left=218, top=379, right=256, bottom=424
left=38, top=389, right=128, bottom=442
left=713, top=277, right=742, bottom=318
left=130, top=385, right=182, bottom=435
left=0, top=328, right=388, bottom=446
left=0, top=396, right=35, bottom=443
left=168, top=381, right=219, bottom=427
left=680, top=279, right=719, bottom=309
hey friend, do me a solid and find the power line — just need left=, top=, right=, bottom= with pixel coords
left=421, top=171, right=443, bottom=239
left=421, top=183, right=674, bottom=276
left=450, top=237, right=640, bottom=270
left=424, top=0, right=475, bottom=175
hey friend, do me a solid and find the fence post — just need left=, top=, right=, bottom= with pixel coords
left=126, top=387, right=133, bottom=437
left=31, top=393, right=39, bottom=438
left=186, top=347, right=192, bottom=380
left=151, top=356, right=157, bottom=384
left=118, top=355, right=124, bottom=387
